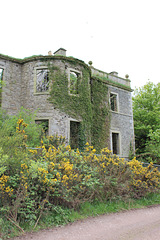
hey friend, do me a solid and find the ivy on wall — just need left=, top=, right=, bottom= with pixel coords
left=0, top=68, right=4, bottom=106
left=48, top=62, right=110, bottom=152
left=91, top=79, right=110, bottom=151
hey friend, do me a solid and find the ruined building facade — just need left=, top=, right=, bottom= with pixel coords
left=0, top=48, right=134, bottom=158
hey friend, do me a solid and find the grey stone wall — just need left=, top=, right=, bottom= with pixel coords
left=0, top=53, right=134, bottom=157
left=109, top=85, right=134, bottom=158
left=18, top=57, right=89, bottom=144
left=0, top=58, right=21, bottom=115
left=91, top=66, right=131, bottom=87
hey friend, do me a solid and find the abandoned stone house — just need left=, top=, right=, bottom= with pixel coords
left=0, top=48, right=134, bottom=158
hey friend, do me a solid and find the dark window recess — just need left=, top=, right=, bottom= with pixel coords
left=36, top=69, right=49, bottom=92
left=70, top=71, right=80, bottom=94
left=70, top=121, right=80, bottom=149
left=0, top=68, right=4, bottom=106
left=0, top=68, right=4, bottom=89
left=35, top=119, right=49, bottom=136
left=112, top=132, right=119, bottom=155
left=110, top=93, right=117, bottom=111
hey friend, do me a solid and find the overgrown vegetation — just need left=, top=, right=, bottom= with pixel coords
left=48, top=64, right=109, bottom=152
left=133, top=81, right=160, bottom=163
left=0, top=68, right=3, bottom=106
left=0, top=111, right=160, bottom=239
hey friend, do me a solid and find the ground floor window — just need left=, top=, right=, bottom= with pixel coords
left=112, top=132, right=120, bottom=155
left=35, top=119, right=49, bottom=136
left=70, top=121, right=80, bottom=149
left=0, top=68, right=4, bottom=106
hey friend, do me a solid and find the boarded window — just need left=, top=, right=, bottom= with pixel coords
left=36, top=69, right=49, bottom=92
left=112, top=132, right=120, bottom=155
left=70, top=121, right=80, bottom=149
left=35, top=119, right=49, bottom=136
left=110, top=93, right=118, bottom=111
left=69, top=71, right=80, bottom=95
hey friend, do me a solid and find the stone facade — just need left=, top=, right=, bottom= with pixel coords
left=0, top=48, right=134, bottom=158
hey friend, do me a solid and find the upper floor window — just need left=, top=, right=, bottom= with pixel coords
left=110, top=93, right=118, bottom=112
left=36, top=69, right=49, bottom=92
left=68, top=69, right=81, bottom=95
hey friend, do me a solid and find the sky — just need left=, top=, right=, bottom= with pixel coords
left=1, top=0, right=160, bottom=90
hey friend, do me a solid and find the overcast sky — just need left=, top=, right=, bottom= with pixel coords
left=1, top=0, right=160, bottom=90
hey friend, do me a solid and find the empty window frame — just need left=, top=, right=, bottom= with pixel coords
left=35, top=119, right=49, bottom=136
left=69, top=69, right=81, bottom=95
left=112, top=132, right=120, bottom=155
left=36, top=69, right=49, bottom=92
left=110, top=93, right=118, bottom=112
left=0, top=68, right=4, bottom=89
left=0, top=68, right=4, bottom=106
left=70, top=121, right=80, bottom=149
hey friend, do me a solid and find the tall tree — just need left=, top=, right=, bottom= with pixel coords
left=132, top=82, right=160, bottom=160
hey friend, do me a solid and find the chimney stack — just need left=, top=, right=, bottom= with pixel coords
left=54, top=48, right=66, bottom=56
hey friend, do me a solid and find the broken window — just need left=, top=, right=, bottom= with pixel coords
left=70, top=121, right=80, bottom=149
left=69, top=70, right=80, bottom=95
left=110, top=93, right=118, bottom=112
left=35, top=119, right=49, bottom=136
left=112, top=132, right=120, bottom=155
left=36, top=69, right=49, bottom=92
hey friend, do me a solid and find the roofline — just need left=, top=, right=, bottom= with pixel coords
left=0, top=53, right=90, bottom=70
left=92, top=76, right=133, bottom=92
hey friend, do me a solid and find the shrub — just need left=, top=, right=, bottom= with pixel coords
left=0, top=117, right=160, bottom=236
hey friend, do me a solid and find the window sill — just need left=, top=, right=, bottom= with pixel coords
left=34, top=92, right=49, bottom=95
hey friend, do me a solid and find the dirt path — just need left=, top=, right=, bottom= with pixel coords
left=12, top=205, right=160, bottom=240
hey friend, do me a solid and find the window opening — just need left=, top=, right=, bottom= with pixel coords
left=112, top=132, right=119, bottom=155
left=36, top=69, right=49, bottom=92
left=35, top=119, right=49, bottom=136
left=0, top=68, right=4, bottom=106
left=70, top=121, right=80, bottom=149
left=110, top=93, right=118, bottom=112
left=69, top=71, right=80, bottom=95
left=0, top=68, right=3, bottom=89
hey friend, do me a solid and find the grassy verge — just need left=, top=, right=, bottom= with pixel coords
left=1, top=192, right=160, bottom=239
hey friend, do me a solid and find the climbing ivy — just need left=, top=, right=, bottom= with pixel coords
left=48, top=65, right=92, bottom=148
left=91, top=79, right=110, bottom=152
left=48, top=62, right=110, bottom=151
left=0, top=68, right=4, bottom=106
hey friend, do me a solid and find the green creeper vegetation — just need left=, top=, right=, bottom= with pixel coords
left=0, top=111, right=160, bottom=239
left=48, top=64, right=109, bottom=152
left=0, top=68, right=3, bottom=106
left=132, top=81, right=160, bottom=163
left=0, top=107, right=44, bottom=147
left=92, top=75, right=132, bottom=92
left=91, top=79, right=109, bottom=149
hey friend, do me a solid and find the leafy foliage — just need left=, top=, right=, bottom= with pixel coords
left=0, top=107, right=44, bottom=147
left=48, top=64, right=109, bottom=151
left=132, top=82, right=160, bottom=162
left=0, top=110, right=160, bottom=238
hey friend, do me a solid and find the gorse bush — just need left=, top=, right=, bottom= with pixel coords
left=0, top=114, right=160, bottom=238
left=0, top=107, right=43, bottom=147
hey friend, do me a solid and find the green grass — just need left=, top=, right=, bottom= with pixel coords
left=1, top=192, right=160, bottom=239
left=69, top=192, right=160, bottom=221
